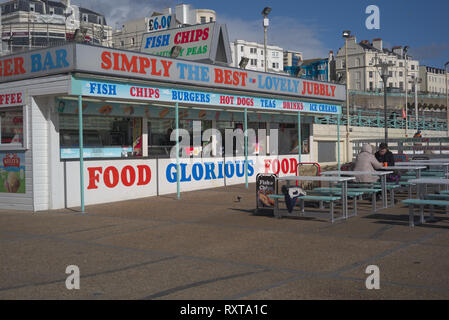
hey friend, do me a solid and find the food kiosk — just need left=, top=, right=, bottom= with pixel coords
left=0, top=43, right=345, bottom=211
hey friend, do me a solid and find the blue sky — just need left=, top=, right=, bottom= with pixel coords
left=75, top=0, right=449, bottom=67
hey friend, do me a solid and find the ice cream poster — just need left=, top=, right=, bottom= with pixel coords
left=0, top=152, right=25, bottom=193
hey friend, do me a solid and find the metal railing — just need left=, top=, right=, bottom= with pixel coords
left=315, top=110, right=448, bottom=131
left=352, top=137, right=449, bottom=160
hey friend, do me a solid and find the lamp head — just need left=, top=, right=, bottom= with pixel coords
left=170, top=46, right=182, bottom=58
left=262, top=7, right=271, bottom=16
left=342, top=30, right=351, bottom=38
left=239, top=57, right=249, bottom=69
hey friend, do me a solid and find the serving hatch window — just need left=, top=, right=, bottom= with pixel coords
left=0, top=109, right=24, bottom=147
left=59, top=114, right=142, bottom=159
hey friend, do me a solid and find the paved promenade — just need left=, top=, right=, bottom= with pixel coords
left=1, top=184, right=448, bottom=299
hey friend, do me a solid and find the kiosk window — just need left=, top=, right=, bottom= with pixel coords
left=59, top=114, right=142, bottom=158
left=271, top=122, right=310, bottom=155
left=0, top=109, right=23, bottom=146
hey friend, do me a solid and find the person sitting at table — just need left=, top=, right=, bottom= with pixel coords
left=375, top=143, right=395, bottom=167
left=353, top=144, right=384, bottom=183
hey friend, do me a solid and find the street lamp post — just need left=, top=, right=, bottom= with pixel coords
left=342, top=30, right=351, bottom=162
left=375, top=62, right=393, bottom=144
left=410, top=77, right=422, bottom=129
left=403, top=46, right=409, bottom=137
left=262, top=7, right=271, bottom=73
left=445, top=61, right=449, bottom=136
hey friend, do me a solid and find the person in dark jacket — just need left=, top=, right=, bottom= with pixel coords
left=375, top=143, right=395, bottom=166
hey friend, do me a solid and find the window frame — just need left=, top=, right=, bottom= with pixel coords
left=0, top=106, right=28, bottom=151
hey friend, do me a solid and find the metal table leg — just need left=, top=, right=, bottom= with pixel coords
left=381, top=175, right=387, bottom=209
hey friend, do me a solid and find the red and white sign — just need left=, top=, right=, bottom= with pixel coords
left=65, top=159, right=157, bottom=207
left=3, top=153, right=20, bottom=168
left=0, top=90, right=24, bottom=107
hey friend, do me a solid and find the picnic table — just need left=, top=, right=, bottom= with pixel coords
left=404, top=178, right=449, bottom=226
left=322, top=171, right=393, bottom=209
left=278, top=175, right=355, bottom=220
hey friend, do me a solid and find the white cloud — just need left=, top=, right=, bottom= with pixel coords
left=71, top=1, right=329, bottom=59
left=72, top=0, right=173, bottom=28
left=221, top=15, right=329, bottom=59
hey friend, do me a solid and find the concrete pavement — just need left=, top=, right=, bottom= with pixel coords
left=0, top=184, right=448, bottom=299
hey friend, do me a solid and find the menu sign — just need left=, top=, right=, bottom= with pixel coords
left=0, top=152, right=25, bottom=193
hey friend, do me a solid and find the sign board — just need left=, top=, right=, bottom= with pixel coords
left=0, top=90, right=24, bottom=107
left=147, top=14, right=175, bottom=32
left=0, top=44, right=74, bottom=83
left=65, top=159, right=157, bottom=207
left=72, top=78, right=341, bottom=115
left=140, top=22, right=232, bottom=64
left=0, top=43, right=346, bottom=103
left=0, top=152, right=25, bottom=194
left=256, top=174, right=277, bottom=209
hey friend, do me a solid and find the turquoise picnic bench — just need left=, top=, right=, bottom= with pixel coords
left=268, top=194, right=342, bottom=223
left=312, top=188, right=372, bottom=215
left=402, top=199, right=449, bottom=227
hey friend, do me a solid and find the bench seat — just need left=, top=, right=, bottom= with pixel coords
left=402, top=198, right=449, bottom=227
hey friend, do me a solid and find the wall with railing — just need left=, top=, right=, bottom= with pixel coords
left=352, top=137, right=449, bottom=160
left=315, top=109, right=447, bottom=132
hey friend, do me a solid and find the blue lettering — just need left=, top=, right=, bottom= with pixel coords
left=161, top=34, right=170, bottom=46
left=177, top=63, right=188, bottom=80
left=55, top=49, right=69, bottom=68
left=42, top=51, right=55, bottom=70
left=225, top=162, right=234, bottom=178
left=204, top=162, right=216, bottom=180
left=217, top=162, right=224, bottom=179
left=192, top=163, right=204, bottom=181
left=257, top=75, right=264, bottom=89
left=248, top=160, right=255, bottom=177
left=200, top=66, right=209, bottom=82
left=108, top=84, right=117, bottom=95
left=166, top=163, right=177, bottom=183
left=145, top=37, right=153, bottom=49
left=188, top=65, right=200, bottom=81
left=30, top=54, right=42, bottom=72
left=180, top=163, right=191, bottom=182
left=235, top=161, right=244, bottom=178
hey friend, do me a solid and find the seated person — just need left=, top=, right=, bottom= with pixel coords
left=375, top=143, right=395, bottom=167
left=353, top=144, right=383, bottom=183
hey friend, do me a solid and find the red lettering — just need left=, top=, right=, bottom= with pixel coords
left=233, top=71, right=240, bottom=86
left=281, top=159, right=289, bottom=174
left=320, top=84, right=326, bottom=96
left=101, top=51, right=112, bottom=70
left=17, top=93, right=22, bottom=104
left=314, top=83, right=320, bottom=95
left=139, top=57, right=150, bottom=74
left=202, top=27, right=209, bottom=40
left=214, top=68, right=223, bottom=83
left=264, top=160, right=271, bottom=174
left=120, top=54, right=138, bottom=73
left=104, top=166, right=119, bottom=188
left=4, top=59, right=13, bottom=76
left=272, top=159, right=280, bottom=175
left=330, top=85, right=336, bottom=97
left=14, top=58, right=26, bottom=75
left=121, top=166, right=136, bottom=187
left=87, top=167, right=103, bottom=190
left=224, top=70, right=232, bottom=84
left=194, top=29, right=203, bottom=42
left=150, top=58, right=161, bottom=76
left=289, top=158, right=298, bottom=174
left=155, top=89, right=160, bottom=98
left=112, top=53, right=121, bottom=71
left=137, top=165, right=152, bottom=185
left=160, top=60, right=172, bottom=77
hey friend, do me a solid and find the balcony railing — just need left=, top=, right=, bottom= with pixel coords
left=314, top=110, right=448, bottom=131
